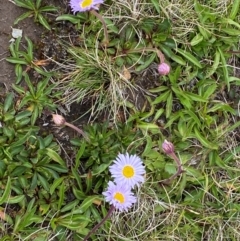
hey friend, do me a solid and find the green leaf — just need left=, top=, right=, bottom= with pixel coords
left=218, top=47, right=230, bottom=91
left=229, top=0, right=240, bottom=20
left=178, top=118, right=188, bottom=137
left=79, top=196, right=101, bottom=213
left=176, top=48, right=203, bottom=68
left=135, top=52, right=156, bottom=72
left=193, top=127, right=218, bottom=150
left=165, top=163, right=176, bottom=175
left=15, top=110, right=32, bottom=121
left=198, top=25, right=211, bottom=39
left=44, top=164, right=68, bottom=173
left=151, top=0, right=161, bottom=13
left=104, top=18, right=119, bottom=34
left=37, top=173, right=50, bottom=191
left=220, top=18, right=240, bottom=29
left=7, top=195, right=25, bottom=204
left=153, top=108, right=164, bottom=121
left=45, top=148, right=67, bottom=167
left=14, top=11, right=33, bottom=25
left=12, top=83, right=25, bottom=94
left=85, top=172, right=92, bottom=193
left=56, top=14, right=80, bottom=24
left=166, top=91, right=173, bottom=118
left=36, top=0, right=42, bottom=8
left=61, top=200, right=79, bottom=213
left=184, top=91, right=207, bottom=102
left=75, top=142, right=86, bottom=168
left=152, top=90, right=171, bottom=105
left=26, top=37, right=34, bottom=60
left=89, top=205, right=102, bottom=223
left=221, top=28, right=240, bottom=36
left=31, top=107, right=39, bottom=125
left=50, top=177, right=65, bottom=195
left=6, top=57, right=28, bottom=65
left=190, top=33, right=204, bottom=46
left=38, top=14, right=51, bottom=30
left=9, top=41, right=18, bottom=58
left=43, top=134, right=53, bottom=147
left=202, top=83, right=217, bottom=99
left=93, top=163, right=109, bottom=175
left=23, top=72, right=35, bottom=97
left=3, top=126, right=15, bottom=138
left=10, top=132, right=30, bottom=148
left=58, top=182, right=65, bottom=210
left=72, top=186, right=86, bottom=200
left=14, top=0, right=34, bottom=9
left=40, top=6, right=58, bottom=12
left=137, top=122, right=160, bottom=130
left=10, top=166, right=27, bottom=176
left=72, top=167, right=83, bottom=190
left=0, top=177, right=11, bottom=205
left=205, top=50, right=220, bottom=78
left=30, top=172, right=38, bottom=190
left=15, top=64, right=23, bottom=84
left=183, top=110, right=201, bottom=126
left=36, top=77, right=50, bottom=96
left=207, top=102, right=234, bottom=113
left=160, top=44, right=186, bottom=65
left=4, top=93, right=14, bottom=113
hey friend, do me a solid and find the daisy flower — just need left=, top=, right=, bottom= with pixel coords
left=109, top=153, right=145, bottom=188
left=102, top=181, right=136, bottom=212
left=70, top=0, right=104, bottom=13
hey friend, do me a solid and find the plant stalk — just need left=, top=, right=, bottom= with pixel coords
left=83, top=205, right=115, bottom=241
left=160, top=152, right=184, bottom=184
left=90, top=9, right=109, bottom=47
left=125, top=47, right=165, bottom=63
left=64, top=122, right=89, bottom=141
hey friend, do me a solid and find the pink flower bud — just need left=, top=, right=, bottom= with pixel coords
left=52, top=114, right=66, bottom=126
left=158, top=63, right=170, bottom=75
left=162, top=139, right=174, bottom=154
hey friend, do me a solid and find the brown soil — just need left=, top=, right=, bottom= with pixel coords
left=0, top=0, right=43, bottom=91
left=0, top=0, right=70, bottom=88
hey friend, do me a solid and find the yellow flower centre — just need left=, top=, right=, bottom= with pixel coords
left=114, top=192, right=125, bottom=203
left=80, top=0, right=93, bottom=8
left=122, top=165, right=135, bottom=178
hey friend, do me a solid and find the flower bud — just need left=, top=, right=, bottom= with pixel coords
left=162, top=139, right=174, bottom=154
left=52, top=114, right=66, bottom=126
left=158, top=62, right=170, bottom=75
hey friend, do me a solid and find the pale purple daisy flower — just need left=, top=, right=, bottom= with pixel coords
left=70, top=0, right=104, bottom=14
left=102, top=181, right=136, bottom=212
left=109, top=153, right=146, bottom=188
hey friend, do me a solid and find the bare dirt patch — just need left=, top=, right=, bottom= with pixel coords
left=0, top=1, right=46, bottom=91
left=0, top=0, right=69, bottom=90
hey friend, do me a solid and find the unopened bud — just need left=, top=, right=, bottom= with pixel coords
left=52, top=114, right=66, bottom=126
left=158, top=63, right=170, bottom=75
left=162, top=139, right=174, bottom=154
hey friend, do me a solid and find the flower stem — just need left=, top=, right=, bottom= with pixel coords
left=160, top=152, right=184, bottom=184
left=83, top=205, right=115, bottom=241
left=64, top=122, right=89, bottom=142
left=125, top=47, right=165, bottom=63
left=90, top=9, right=109, bottom=47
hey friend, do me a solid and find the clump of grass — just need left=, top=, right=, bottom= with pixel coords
left=55, top=42, right=136, bottom=122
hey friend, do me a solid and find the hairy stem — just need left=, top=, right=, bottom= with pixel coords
left=90, top=9, right=109, bottom=47
left=64, top=122, right=89, bottom=141
left=83, top=205, right=115, bottom=241
left=125, top=47, right=165, bottom=63
left=160, top=152, right=184, bottom=184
